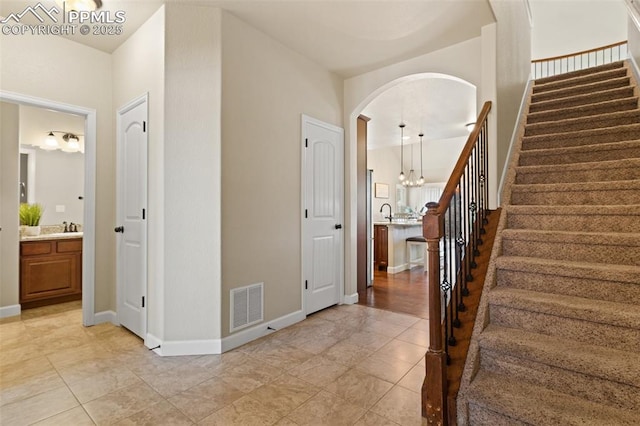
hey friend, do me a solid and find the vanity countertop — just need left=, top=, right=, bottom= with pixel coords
left=21, top=232, right=83, bottom=242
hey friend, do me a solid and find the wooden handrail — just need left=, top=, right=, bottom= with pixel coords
left=422, top=100, right=492, bottom=425
left=531, top=41, right=627, bottom=63
left=435, top=101, right=492, bottom=215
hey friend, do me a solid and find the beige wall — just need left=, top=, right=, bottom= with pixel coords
left=531, top=0, right=627, bottom=59
left=220, top=12, right=343, bottom=337
left=163, top=4, right=223, bottom=342
left=489, top=0, right=531, bottom=192
left=112, top=5, right=165, bottom=342
left=0, top=33, right=114, bottom=313
left=0, top=102, right=20, bottom=310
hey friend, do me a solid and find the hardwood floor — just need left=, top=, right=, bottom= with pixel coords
left=357, top=267, right=430, bottom=319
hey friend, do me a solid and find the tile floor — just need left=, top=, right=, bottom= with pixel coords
left=0, top=302, right=429, bottom=425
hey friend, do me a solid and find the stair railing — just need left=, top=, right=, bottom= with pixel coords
left=531, top=41, right=628, bottom=79
left=422, top=101, right=492, bottom=425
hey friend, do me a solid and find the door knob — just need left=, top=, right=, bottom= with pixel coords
left=335, top=224, right=342, bottom=229
left=114, top=226, right=124, bottom=233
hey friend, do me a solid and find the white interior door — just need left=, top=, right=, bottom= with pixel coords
left=302, top=115, right=344, bottom=315
left=116, top=94, right=148, bottom=338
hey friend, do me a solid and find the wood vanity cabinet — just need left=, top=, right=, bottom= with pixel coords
left=374, top=225, right=388, bottom=271
left=20, top=238, right=82, bottom=308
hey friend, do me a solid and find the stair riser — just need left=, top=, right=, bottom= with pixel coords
left=531, top=78, right=630, bottom=103
left=468, top=403, right=528, bottom=426
left=501, top=238, right=640, bottom=266
left=510, top=187, right=640, bottom=206
left=489, top=305, right=640, bottom=352
left=533, top=68, right=629, bottom=93
left=529, top=88, right=635, bottom=113
left=518, top=145, right=640, bottom=166
left=527, top=99, right=638, bottom=124
left=524, top=112, right=640, bottom=137
left=496, top=269, right=640, bottom=305
left=521, top=128, right=640, bottom=151
left=534, top=62, right=625, bottom=85
left=515, top=166, right=640, bottom=184
left=506, top=212, right=640, bottom=233
left=480, top=350, right=640, bottom=411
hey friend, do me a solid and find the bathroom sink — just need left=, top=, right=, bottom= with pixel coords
left=22, top=232, right=83, bottom=240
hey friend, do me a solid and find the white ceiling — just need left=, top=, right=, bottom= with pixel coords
left=362, top=75, right=477, bottom=150
left=1, top=0, right=495, bottom=150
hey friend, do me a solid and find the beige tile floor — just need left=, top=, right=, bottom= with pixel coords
left=0, top=301, right=429, bottom=425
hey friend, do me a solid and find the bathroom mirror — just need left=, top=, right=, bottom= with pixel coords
left=19, top=147, right=36, bottom=204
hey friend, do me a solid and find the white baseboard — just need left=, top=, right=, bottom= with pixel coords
left=221, top=309, right=305, bottom=353
left=143, top=310, right=307, bottom=357
left=387, top=263, right=409, bottom=274
left=0, top=304, right=20, bottom=319
left=343, top=293, right=358, bottom=304
left=94, top=310, right=117, bottom=325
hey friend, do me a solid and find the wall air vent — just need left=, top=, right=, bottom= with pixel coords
left=230, top=282, right=264, bottom=332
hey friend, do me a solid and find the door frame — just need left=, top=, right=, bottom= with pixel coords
left=1, top=90, right=97, bottom=325
left=300, top=114, right=345, bottom=315
left=115, top=93, right=148, bottom=338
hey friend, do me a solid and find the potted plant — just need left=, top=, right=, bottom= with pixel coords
left=20, top=203, right=44, bottom=236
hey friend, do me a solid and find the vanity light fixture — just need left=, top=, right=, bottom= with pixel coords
left=43, top=131, right=83, bottom=153
left=417, top=133, right=425, bottom=186
left=42, top=132, right=60, bottom=150
left=62, top=133, right=81, bottom=153
left=398, top=123, right=406, bottom=183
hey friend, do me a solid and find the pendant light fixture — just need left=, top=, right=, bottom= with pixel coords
left=406, top=142, right=417, bottom=187
left=417, top=133, right=425, bottom=186
left=398, top=123, right=406, bottom=183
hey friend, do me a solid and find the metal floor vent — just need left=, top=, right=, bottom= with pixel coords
left=230, top=283, right=263, bottom=332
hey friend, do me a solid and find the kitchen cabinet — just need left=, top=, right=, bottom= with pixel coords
left=20, top=238, right=82, bottom=308
left=374, top=224, right=388, bottom=271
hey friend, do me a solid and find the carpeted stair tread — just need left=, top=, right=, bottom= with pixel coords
left=501, top=228, right=640, bottom=266
left=528, top=86, right=635, bottom=113
left=521, top=123, right=640, bottom=151
left=527, top=97, right=639, bottom=124
left=524, top=109, right=640, bottom=137
left=510, top=179, right=640, bottom=206
left=505, top=204, right=640, bottom=232
left=518, top=139, right=640, bottom=166
left=534, top=60, right=624, bottom=85
left=515, top=158, right=640, bottom=184
left=466, top=370, right=639, bottom=426
left=532, top=66, right=628, bottom=94
left=531, top=76, right=630, bottom=103
left=496, top=256, right=640, bottom=286
left=488, top=287, right=640, bottom=330
left=478, top=324, right=640, bottom=387
left=495, top=256, right=640, bottom=305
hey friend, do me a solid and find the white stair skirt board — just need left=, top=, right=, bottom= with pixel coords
left=0, top=304, right=20, bottom=319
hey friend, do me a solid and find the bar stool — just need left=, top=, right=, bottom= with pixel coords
left=406, top=236, right=427, bottom=269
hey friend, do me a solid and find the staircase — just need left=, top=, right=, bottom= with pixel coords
left=457, top=61, right=640, bottom=425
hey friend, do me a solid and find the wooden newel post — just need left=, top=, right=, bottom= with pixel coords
left=422, top=201, right=448, bottom=425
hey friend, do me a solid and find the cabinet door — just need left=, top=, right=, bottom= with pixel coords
left=374, top=225, right=388, bottom=270
left=20, top=253, right=81, bottom=302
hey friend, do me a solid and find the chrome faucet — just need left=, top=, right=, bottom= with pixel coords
left=380, top=203, right=393, bottom=222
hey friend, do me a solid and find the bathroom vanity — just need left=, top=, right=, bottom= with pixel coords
left=20, top=234, right=82, bottom=308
